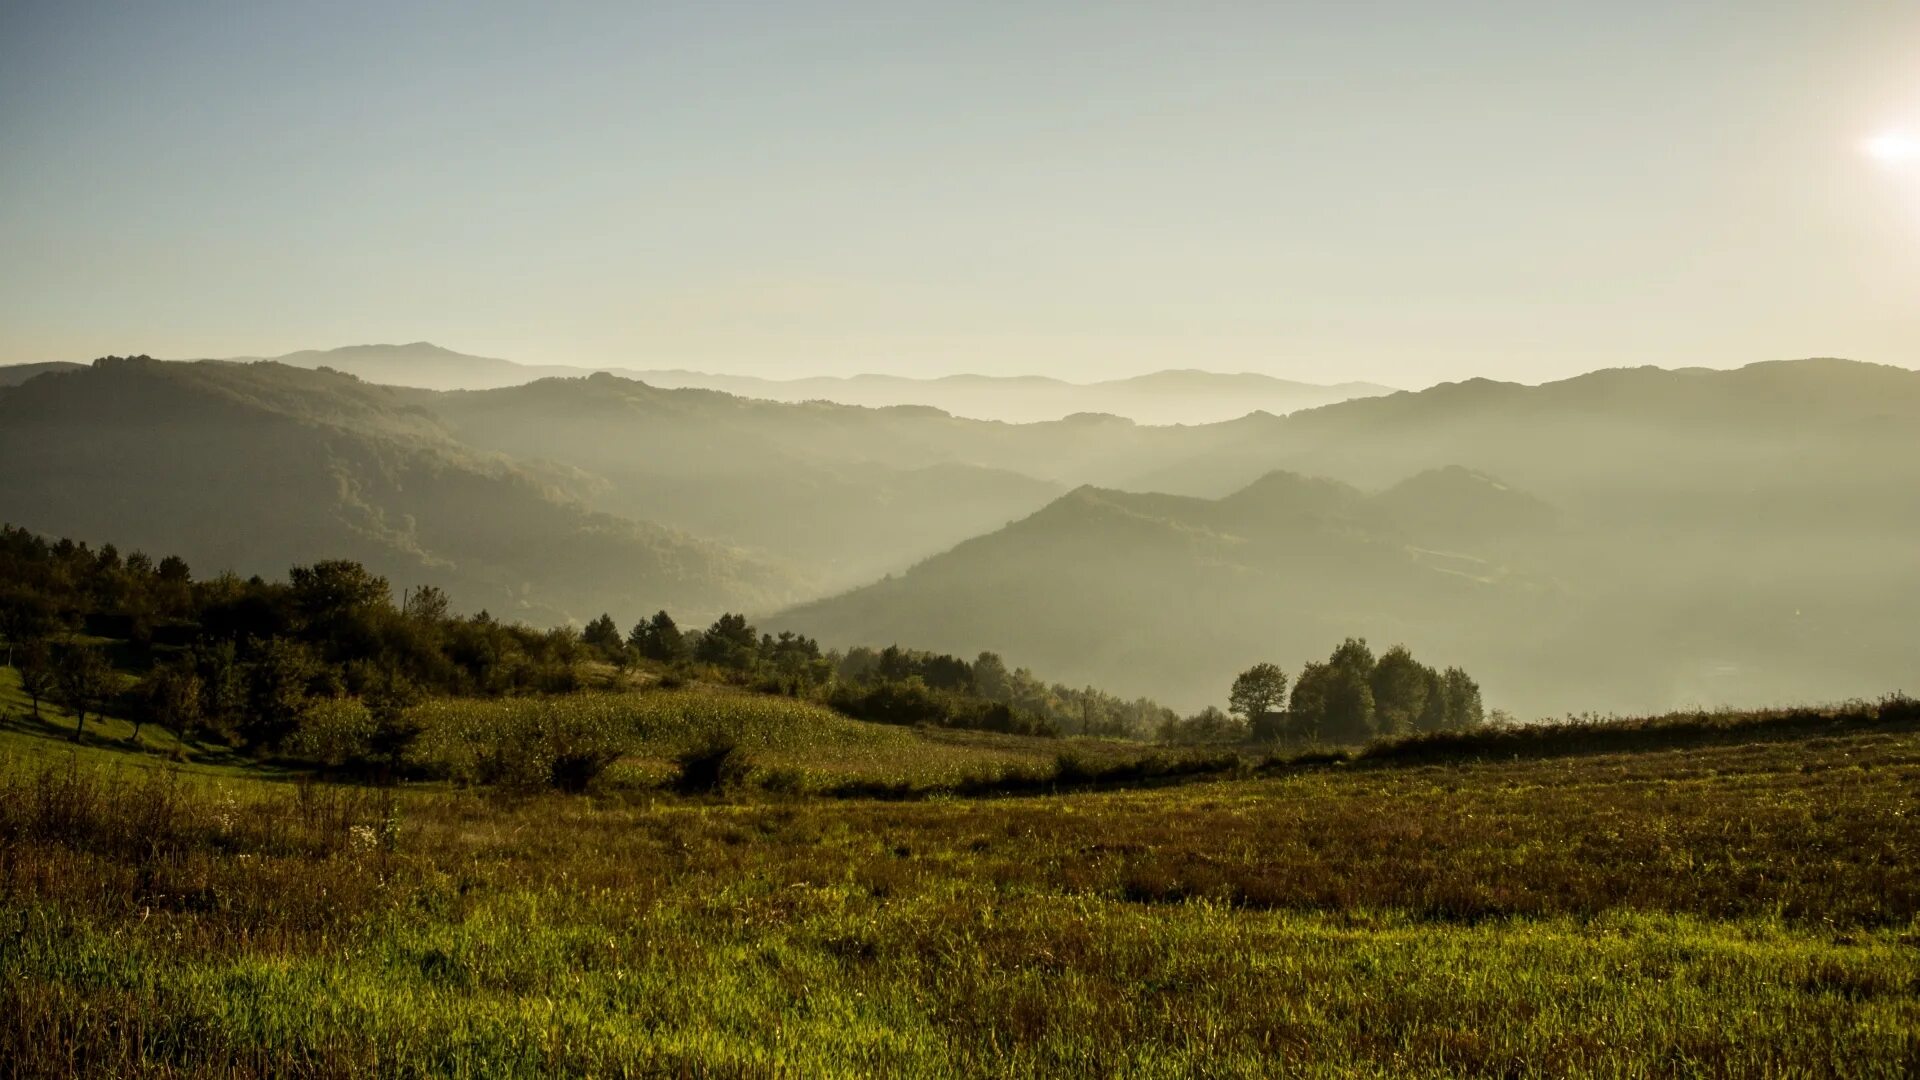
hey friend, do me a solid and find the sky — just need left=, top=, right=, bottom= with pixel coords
left=1, top=1, right=1917, bottom=388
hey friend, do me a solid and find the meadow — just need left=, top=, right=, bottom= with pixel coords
left=1, top=688, right=1916, bottom=1077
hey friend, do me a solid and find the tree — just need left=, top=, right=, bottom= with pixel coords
left=16, top=639, right=55, bottom=720
left=1328, top=637, right=1376, bottom=678
left=1228, top=662, right=1290, bottom=732
left=972, top=651, right=1012, bottom=702
left=1414, top=666, right=1451, bottom=733
left=581, top=613, right=625, bottom=660
left=288, top=560, right=390, bottom=660
left=192, top=640, right=246, bottom=735
left=1322, top=664, right=1378, bottom=743
left=1156, top=705, right=1243, bottom=745
left=1368, top=645, right=1431, bottom=735
left=130, top=662, right=203, bottom=743
left=288, top=560, right=391, bottom=624
left=53, top=644, right=114, bottom=741
left=242, top=637, right=317, bottom=750
left=1290, top=656, right=1377, bottom=744
left=696, top=613, right=758, bottom=671
left=0, top=587, right=55, bottom=667
left=629, top=611, right=688, bottom=663
left=1441, top=667, right=1484, bottom=730
left=401, top=584, right=450, bottom=623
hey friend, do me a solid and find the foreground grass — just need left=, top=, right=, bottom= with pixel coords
left=2, top=714, right=1917, bottom=1076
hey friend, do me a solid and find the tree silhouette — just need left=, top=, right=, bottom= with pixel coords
left=1229, top=662, right=1290, bottom=739
left=53, top=644, right=114, bottom=741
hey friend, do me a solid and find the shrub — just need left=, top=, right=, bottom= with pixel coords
left=287, top=698, right=377, bottom=768
left=673, top=736, right=751, bottom=795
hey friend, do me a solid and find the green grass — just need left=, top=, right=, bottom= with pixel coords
left=406, top=685, right=1163, bottom=791
left=2, top=703, right=1916, bottom=1076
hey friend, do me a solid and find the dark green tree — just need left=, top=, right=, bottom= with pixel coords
left=972, top=651, right=1012, bottom=702
left=629, top=611, right=688, bottom=663
left=1228, top=662, right=1290, bottom=737
left=130, top=662, right=203, bottom=743
left=53, top=644, right=114, bottom=741
left=1322, top=664, right=1378, bottom=743
left=16, top=639, right=55, bottom=720
left=582, top=613, right=625, bottom=660
left=288, top=560, right=390, bottom=624
left=1442, top=667, right=1485, bottom=729
left=1368, top=645, right=1432, bottom=735
left=401, top=584, right=451, bottom=623
left=1290, top=653, right=1378, bottom=744
left=1414, top=666, right=1451, bottom=732
left=0, top=587, right=55, bottom=666
left=242, top=637, right=318, bottom=750
left=696, top=613, right=758, bottom=671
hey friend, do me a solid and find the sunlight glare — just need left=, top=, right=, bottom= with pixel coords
left=1863, top=131, right=1920, bottom=166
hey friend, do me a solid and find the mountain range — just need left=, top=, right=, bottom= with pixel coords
left=1, top=351, right=1914, bottom=717
left=111, top=342, right=1396, bottom=425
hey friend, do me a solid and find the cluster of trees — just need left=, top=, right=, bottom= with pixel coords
left=827, top=644, right=1175, bottom=738
left=1160, top=638, right=1484, bottom=746
left=0, top=525, right=1181, bottom=750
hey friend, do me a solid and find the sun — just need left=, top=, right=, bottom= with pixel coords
left=1863, top=131, right=1920, bottom=167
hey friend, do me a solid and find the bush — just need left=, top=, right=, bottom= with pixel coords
left=409, top=697, right=629, bottom=792
left=828, top=679, right=1055, bottom=736
left=673, top=736, right=751, bottom=795
left=287, top=698, right=377, bottom=768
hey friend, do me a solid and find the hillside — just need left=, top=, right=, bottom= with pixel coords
left=775, top=473, right=1549, bottom=710
left=0, top=360, right=85, bottom=387
left=0, top=358, right=800, bottom=622
left=415, top=374, right=1067, bottom=589
left=776, top=411, right=1920, bottom=719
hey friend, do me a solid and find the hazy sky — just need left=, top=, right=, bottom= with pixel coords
left=2, top=2, right=1917, bottom=386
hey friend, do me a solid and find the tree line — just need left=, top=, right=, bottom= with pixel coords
left=1159, top=638, right=1485, bottom=746
left=0, top=524, right=1177, bottom=752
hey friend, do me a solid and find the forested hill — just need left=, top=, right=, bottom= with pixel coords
left=0, top=358, right=799, bottom=624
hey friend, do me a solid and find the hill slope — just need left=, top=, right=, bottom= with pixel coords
left=0, top=358, right=800, bottom=622
left=780, top=359, right=1920, bottom=718
left=416, top=374, right=1067, bottom=589
left=0, top=361, right=85, bottom=387
left=776, top=472, right=1560, bottom=713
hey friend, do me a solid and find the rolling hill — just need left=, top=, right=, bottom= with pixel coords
left=0, top=361, right=85, bottom=387
left=415, top=373, right=1068, bottom=590
left=775, top=359, right=1920, bottom=718
left=0, top=358, right=801, bottom=623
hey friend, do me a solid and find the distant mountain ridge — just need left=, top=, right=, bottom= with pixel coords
left=774, top=357, right=1920, bottom=718
left=0, top=357, right=802, bottom=624
left=179, top=342, right=1396, bottom=425
left=626, top=366, right=1397, bottom=425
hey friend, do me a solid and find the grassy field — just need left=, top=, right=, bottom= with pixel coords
left=405, top=686, right=1158, bottom=792
left=1, top=692, right=1917, bottom=1076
